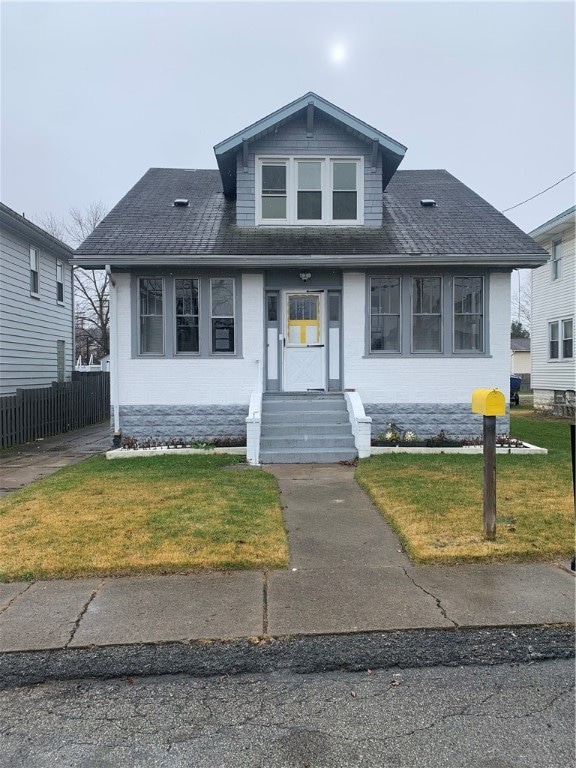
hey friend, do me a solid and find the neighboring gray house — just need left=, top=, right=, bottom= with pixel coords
left=74, top=92, right=549, bottom=462
left=0, top=203, right=75, bottom=396
left=530, top=206, right=575, bottom=417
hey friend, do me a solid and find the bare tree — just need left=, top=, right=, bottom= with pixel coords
left=37, top=203, right=109, bottom=362
left=511, top=269, right=531, bottom=331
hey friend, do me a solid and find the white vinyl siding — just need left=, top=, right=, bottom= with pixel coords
left=531, top=221, right=575, bottom=394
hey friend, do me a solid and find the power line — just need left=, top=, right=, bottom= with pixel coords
left=501, top=172, right=575, bottom=213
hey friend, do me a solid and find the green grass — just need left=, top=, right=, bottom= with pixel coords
left=0, top=454, right=288, bottom=581
left=356, top=412, right=574, bottom=564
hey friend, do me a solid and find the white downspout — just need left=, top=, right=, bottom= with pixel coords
left=106, top=265, right=120, bottom=432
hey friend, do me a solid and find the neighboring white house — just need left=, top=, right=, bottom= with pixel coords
left=529, top=206, right=575, bottom=418
left=74, top=92, right=549, bottom=461
left=0, top=203, right=75, bottom=396
left=511, top=337, right=531, bottom=390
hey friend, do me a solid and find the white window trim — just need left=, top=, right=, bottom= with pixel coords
left=30, top=246, right=40, bottom=297
left=56, top=260, right=64, bottom=304
left=256, top=156, right=364, bottom=226
left=548, top=320, right=560, bottom=360
left=562, top=318, right=574, bottom=360
left=551, top=239, right=562, bottom=281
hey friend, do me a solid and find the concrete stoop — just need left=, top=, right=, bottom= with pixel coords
left=260, top=393, right=357, bottom=463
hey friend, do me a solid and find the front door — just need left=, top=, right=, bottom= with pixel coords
left=283, top=292, right=325, bottom=391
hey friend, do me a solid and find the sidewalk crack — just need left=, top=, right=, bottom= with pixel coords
left=0, top=581, right=35, bottom=615
left=262, top=571, right=269, bottom=636
left=402, top=568, right=459, bottom=627
left=65, top=580, right=105, bottom=647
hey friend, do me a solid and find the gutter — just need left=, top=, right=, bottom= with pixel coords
left=106, top=265, right=120, bottom=433
left=73, top=252, right=549, bottom=270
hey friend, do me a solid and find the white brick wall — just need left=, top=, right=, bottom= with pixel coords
left=342, top=271, right=511, bottom=404
left=114, top=272, right=264, bottom=406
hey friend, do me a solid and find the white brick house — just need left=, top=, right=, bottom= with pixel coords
left=75, top=93, right=549, bottom=461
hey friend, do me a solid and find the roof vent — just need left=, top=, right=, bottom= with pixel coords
left=173, top=198, right=189, bottom=207
left=420, top=199, right=437, bottom=207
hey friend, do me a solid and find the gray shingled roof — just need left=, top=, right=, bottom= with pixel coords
left=511, top=338, right=531, bottom=352
left=75, top=168, right=548, bottom=267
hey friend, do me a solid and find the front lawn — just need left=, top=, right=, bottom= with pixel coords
left=0, top=454, right=288, bottom=581
left=356, top=412, right=574, bottom=564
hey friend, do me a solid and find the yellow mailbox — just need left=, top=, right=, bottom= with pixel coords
left=471, top=388, right=506, bottom=417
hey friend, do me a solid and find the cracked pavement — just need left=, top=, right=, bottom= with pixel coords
left=0, top=659, right=573, bottom=767
left=1, top=462, right=574, bottom=687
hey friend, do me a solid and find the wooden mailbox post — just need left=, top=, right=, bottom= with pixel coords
left=471, top=388, right=506, bottom=541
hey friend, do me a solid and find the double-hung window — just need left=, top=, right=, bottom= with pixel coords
left=258, top=157, right=362, bottom=225
left=139, top=278, right=164, bottom=355
left=30, top=247, right=39, bottom=295
left=562, top=319, right=573, bottom=359
left=453, top=277, right=483, bottom=352
left=332, top=161, right=358, bottom=220
left=175, top=279, right=199, bottom=353
left=211, top=278, right=235, bottom=354
left=412, top=277, right=442, bottom=352
left=549, top=321, right=559, bottom=359
left=297, top=161, right=322, bottom=221
left=551, top=240, right=562, bottom=280
left=261, top=163, right=287, bottom=220
left=370, top=278, right=401, bottom=352
left=56, top=261, right=64, bottom=303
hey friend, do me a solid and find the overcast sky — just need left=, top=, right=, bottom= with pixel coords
left=1, top=0, right=574, bottom=237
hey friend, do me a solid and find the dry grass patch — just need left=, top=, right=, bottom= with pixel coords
left=356, top=412, right=574, bottom=563
left=0, top=454, right=288, bottom=581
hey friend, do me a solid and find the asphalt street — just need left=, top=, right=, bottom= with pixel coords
left=1, top=659, right=573, bottom=768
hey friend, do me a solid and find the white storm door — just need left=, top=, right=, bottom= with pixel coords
left=283, top=292, right=325, bottom=391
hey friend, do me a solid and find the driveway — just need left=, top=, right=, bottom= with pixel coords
left=0, top=422, right=111, bottom=497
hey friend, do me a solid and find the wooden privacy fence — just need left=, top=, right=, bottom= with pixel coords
left=0, top=372, right=110, bottom=449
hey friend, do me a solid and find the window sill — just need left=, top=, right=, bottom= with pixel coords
left=363, top=352, right=492, bottom=359
left=57, top=301, right=65, bottom=307
left=30, top=292, right=41, bottom=300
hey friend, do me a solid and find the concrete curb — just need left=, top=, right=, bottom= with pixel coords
left=1, top=625, right=573, bottom=689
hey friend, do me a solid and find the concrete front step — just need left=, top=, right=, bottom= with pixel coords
left=262, top=400, right=348, bottom=414
left=261, top=435, right=356, bottom=450
left=262, top=423, right=353, bottom=437
left=260, top=447, right=358, bottom=464
left=260, top=393, right=357, bottom=464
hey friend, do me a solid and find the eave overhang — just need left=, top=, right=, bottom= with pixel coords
left=73, top=252, right=548, bottom=271
left=0, top=202, right=74, bottom=261
left=213, top=92, right=407, bottom=199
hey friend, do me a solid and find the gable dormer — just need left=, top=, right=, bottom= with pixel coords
left=214, top=92, right=407, bottom=228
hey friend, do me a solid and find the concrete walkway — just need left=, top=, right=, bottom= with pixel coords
left=0, top=422, right=111, bottom=497
left=0, top=463, right=573, bottom=657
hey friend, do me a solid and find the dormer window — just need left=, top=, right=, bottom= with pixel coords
left=257, top=156, right=363, bottom=225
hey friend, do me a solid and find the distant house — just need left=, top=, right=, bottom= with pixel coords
left=510, top=337, right=531, bottom=389
left=529, top=206, right=575, bottom=417
left=75, top=92, right=549, bottom=462
left=0, top=203, right=75, bottom=396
